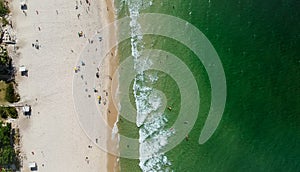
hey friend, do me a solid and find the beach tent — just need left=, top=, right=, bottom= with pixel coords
left=28, top=162, right=37, bottom=171
left=19, top=66, right=27, bottom=76
left=19, top=66, right=26, bottom=72
left=22, top=105, right=31, bottom=115
left=20, top=1, right=27, bottom=10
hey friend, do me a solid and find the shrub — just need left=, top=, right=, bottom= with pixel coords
left=2, top=168, right=14, bottom=172
left=0, top=122, right=16, bottom=167
left=1, top=17, right=8, bottom=26
left=0, top=48, right=9, bottom=65
left=0, top=107, right=18, bottom=119
left=5, top=84, right=19, bottom=103
left=0, top=107, right=8, bottom=119
left=6, top=107, right=17, bottom=119
left=0, top=147, right=15, bottom=166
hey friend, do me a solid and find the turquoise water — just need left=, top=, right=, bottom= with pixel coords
left=116, top=0, right=300, bottom=171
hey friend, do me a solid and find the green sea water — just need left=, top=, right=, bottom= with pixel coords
left=116, top=0, right=300, bottom=171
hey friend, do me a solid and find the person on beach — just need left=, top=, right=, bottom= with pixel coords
left=36, top=10, right=39, bottom=15
left=78, top=31, right=83, bottom=37
left=74, top=67, right=79, bottom=73
left=22, top=10, right=27, bottom=16
left=97, top=96, right=101, bottom=104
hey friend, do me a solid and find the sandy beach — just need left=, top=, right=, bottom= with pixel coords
left=9, top=0, right=118, bottom=171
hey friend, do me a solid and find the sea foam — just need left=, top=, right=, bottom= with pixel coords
left=126, top=0, right=174, bottom=171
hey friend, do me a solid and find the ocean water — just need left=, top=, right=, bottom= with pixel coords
left=116, top=0, right=300, bottom=171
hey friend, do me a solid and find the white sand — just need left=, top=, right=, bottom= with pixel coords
left=9, top=0, right=116, bottom=171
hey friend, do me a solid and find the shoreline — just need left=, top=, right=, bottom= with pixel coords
left=99, top=0, right=120, bottom=171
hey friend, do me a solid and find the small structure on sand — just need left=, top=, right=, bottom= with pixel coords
left=22, top=105, right=31, bottom=116
left=2, top=28, right=16, bottom=44
left=20, top=2, right=27, bottom=10
left=28, top=162, right=37, bottom=171
left=19, top=66, right=28, bottom=76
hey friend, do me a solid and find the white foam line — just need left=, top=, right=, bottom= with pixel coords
left=126, top=1, right=173, bottom=171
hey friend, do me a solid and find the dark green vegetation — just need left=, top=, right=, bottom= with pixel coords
left=5, top=83, right=19, bottom=103
left=0, top=48, right=9, bottom=65
left=0, top=0, right=9, bottom=26
left=0, top=122, right=18, bottom=169
left=0, top=107, right=18, bottom=119
left=0, top=81, right=7, bottom=103
left=0, top=0, right=9, bottom=17
left=118, top=0, right=300, bottom=171
left=0, top=0, right=13, bottom=78
left=0, top=1, right=19, bottom=171
left=0, top=1, right=14, bottom=80
left=0, top=47, right=14, bottom=82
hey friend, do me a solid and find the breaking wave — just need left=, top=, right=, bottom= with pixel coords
left=125, top=0, right=174, bottom=171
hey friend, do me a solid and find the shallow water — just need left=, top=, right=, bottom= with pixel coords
left=116, top=0, right=300, bottom=171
